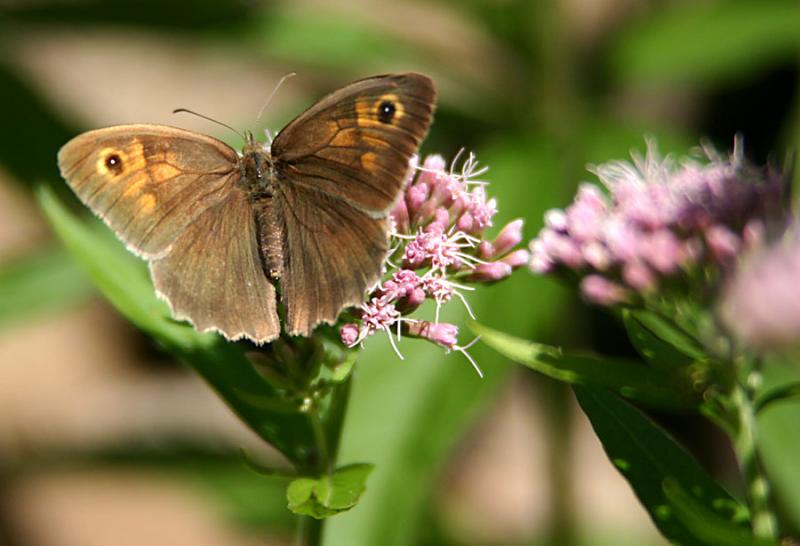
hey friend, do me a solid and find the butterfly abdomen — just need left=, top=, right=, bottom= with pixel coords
left=253, top=197, right=283, bottom=281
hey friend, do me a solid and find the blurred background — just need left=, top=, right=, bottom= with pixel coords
left=0, top=0, right=799, bottom=545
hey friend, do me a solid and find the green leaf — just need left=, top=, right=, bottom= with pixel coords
left=474, top=322, right=698, bottom=410
left=37, top=186, right=317, bottom=469
left=758, top=361, right=800, bottom=530
left=575, top=385, right=751, bottom=546
left=623, top=309, right=698, bottom=371
left=287, top=463, right=374, bottom=519
left=611, top=1, right=800, bottom=86
left=663, top=479, right=777, bottom=546
left=627, top=309, right=706, bottom=361
left=0, top=245, right=94, bottom=329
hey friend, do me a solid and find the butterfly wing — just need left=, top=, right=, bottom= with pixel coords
left=59, top=124, right=279, bottom=342
left=270, top=73, right=436, bottom=335
left=57, top=124, right=240, bottom=258
left=271, top=73, right=436, bottom=215
left=270, top=183, right=389, bottom=336
left=150, top=187, right=280, bottom=343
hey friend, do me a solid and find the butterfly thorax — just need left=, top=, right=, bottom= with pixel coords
left=239, top=138, right=284, bottom=281
left=241, top=140, right=276, bottom=199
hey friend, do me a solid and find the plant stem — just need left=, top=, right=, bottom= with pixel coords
left=297, top=374, right=354, bottom=546
left=296, top=514, right=322, bottom=546
left=309, top=408, right=330, bottom=474
left=730, top=373, right=778, bottom=540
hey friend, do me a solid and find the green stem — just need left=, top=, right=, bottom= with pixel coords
left=309, top=409, right=330, bottom=474
left=730, top=374, right=778, bottom=540
left=297, top=374, right=354, bottom=546
left=296, top=514, right=323, bottom=546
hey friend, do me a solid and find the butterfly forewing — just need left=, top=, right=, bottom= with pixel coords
left=270, top=73, right=436, bottom=335
left=57, top=125, right=240, bottom=258
left=271, top=73, right=435, bottom=214
left=150, top=187, right=280, bottom=342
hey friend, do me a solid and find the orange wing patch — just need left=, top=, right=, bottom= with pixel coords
left=360, top=151, right=379, bottom=172
left=138, top=192, right=157, bottom=213
left=148, top=162, right=181, bottom=182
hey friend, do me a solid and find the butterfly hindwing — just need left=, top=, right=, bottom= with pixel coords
left=273, top=182, right=388, bottom=336
left=150, top=187, right=280, bottom=342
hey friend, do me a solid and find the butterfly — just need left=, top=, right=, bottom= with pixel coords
left=57, top=73, right=436, bottom=343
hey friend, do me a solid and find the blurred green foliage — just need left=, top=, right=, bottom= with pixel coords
left=1, top=0, right=798, bottom=545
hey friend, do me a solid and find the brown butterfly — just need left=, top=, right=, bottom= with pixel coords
left=58, top=73, right=436, bottom=343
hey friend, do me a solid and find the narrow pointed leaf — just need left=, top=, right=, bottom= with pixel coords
left=663, top=479, right=776, bottom=546
left=475, top=322, right=698, bottom=410
left=623, top=309, right=698, bottom=371
left=575, top=385, right=752, bottom=546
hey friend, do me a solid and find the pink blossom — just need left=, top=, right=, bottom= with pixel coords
left=720, top=232, right=800, bottom=351
left=529, top=247, right=554, bottom=274
left=622, top=261, right=657, bottom=293
left=501, top=248, right=530, bottom=268
left=340, top=323, right=359, bottom=346
left=390, top=197, right=410, bottom=234
left=528, top=138, right=785, bottom=307
left=340, top=151, right=522, bottom=373
left=580, top=275, right=631, bottom=306
left=582, top=241, right=612, bottom=271
left=407, top=320, right=459, bottom=349
left=544, top=209, right=568, bottom=231
left=639, top=230, right=682, bottom=274
left=470, top=262, right=512, bottom=282
left=360, top=297, right=401, bottom=336
left=406, top=183, right=430, bottom=221
left=339, top=154, right=529, bottom=374
left=478, top=241, right=495, bottom=259
left=492, top=219, right=524, bottom=257
left=706, top=224, right=741, bottom=263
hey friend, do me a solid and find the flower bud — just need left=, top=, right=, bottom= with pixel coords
left=492, top=219, right=524, bottom=256
left=580, top=275, right=630, bottom=306
left=340, top=323, right=360, bottom=346
left=407, top=320, right=459, bottom=349
left=501, top=248, right=530, bottom=269
left=470, top=261, right=512, bottom=283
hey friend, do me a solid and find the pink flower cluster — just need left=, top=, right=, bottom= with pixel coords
left=719, top=227, right=800, bottom=351
left=529, top=139, right=784, bottom=306
left=340, top=154, right=528, bottom=375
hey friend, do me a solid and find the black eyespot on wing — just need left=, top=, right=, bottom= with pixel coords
left=377, top=100, right=396, bottom=124
left=105, top=153, right=123, bottom=174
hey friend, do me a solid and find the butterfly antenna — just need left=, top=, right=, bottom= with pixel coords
left=257, top=72, right=297, bottom=121
left=172, top=108, right=246, bottom=141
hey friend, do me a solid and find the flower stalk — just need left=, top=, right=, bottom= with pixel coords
left=295, top=369, right=353, bottom=546
left=729, top=376, right=778, bottom=541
